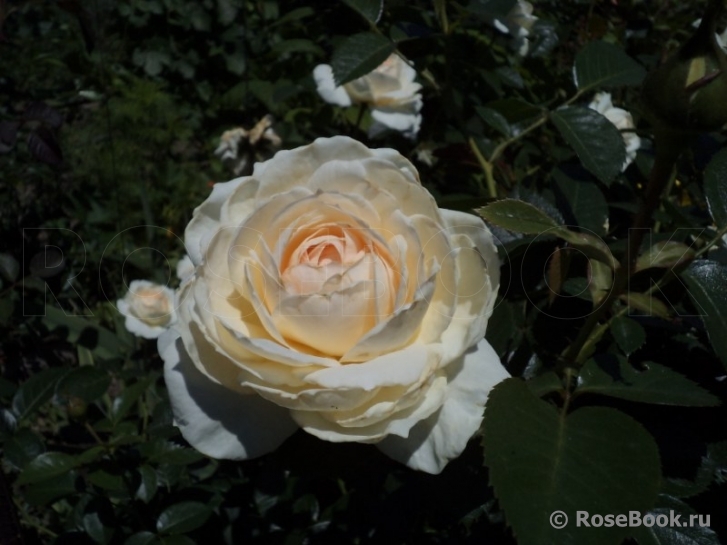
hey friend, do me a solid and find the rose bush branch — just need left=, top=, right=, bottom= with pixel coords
left=560, top=137, right=681, bottom=369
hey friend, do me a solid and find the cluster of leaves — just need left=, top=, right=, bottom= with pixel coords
left=1, top=0, right=726, bottom=544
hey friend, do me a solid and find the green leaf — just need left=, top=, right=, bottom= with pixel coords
left=526, top=372, right=562, bottom=398
left=588, top=259, right=613, bottom=306
left=482, top=98, right=542, bottom=127
left=477, top=106, right=512, bottom=137
left=17, top=452, right=78, bottom=485
left=635, top=241, right=696, bottom=272
left=483, top=378, right=661, bottom=545
left=0, top=376, right=16, bottom=399
left=124, top=532, right=159, bottom=545
left=12, top=367, right=69, bottom=421
left=681, top=260, right=727, bottom=371
left=467, top=0, right=517, bottom=18
left=578, top=356, right=720, bottom=406
left=0, top=408, right=16, bottom=435
left=331, top=32, right=395, bottom=85
left=24, top=471, right=77, bottom=506
left=138, top=440, right=205, bottom=465
left=88, top=469, right=127, bottom=493
left=4, top=429, right=45, bottom=470
left=573, top=41, right=646, bottom=91
left=161, top=537, right=196, bottom=545
left=476, top=198, right=560, bottom=234
left=552, top=169, right=609, bottom=235
left=271, top=39, right=324, bottom=58
left=133, top=50, right=171, bottom=77
left=477, top=199, right=615, bottom=265
left=663, top=441, right=726, bottom=498
left=551, top=107, right=626, bottom=186
left=343, top=0, right=383, bottom=24
left=0, top=253, right=19, bottom=282
left=224, top=52, right=246, bottom=76
left=632, top=495, right=719, bottom=545
left=703, top=143, right=727, bottom=229
left=136, top=465, right=158, bottom=503
left=44, top=305, right=128, bottom=359
left=620, top=292, right=672, bottom=319
left=486, top=301, right=523, bottom=358
left=216, top=0, right=238, bottom=25
left=156, top=502, right=213, bottom=535
left=269, top=6, right=315, bottom=28
left=557, top=229, right=617, bottom=269
left=82, top=498, right=116, bottom=544
left=56, top=366, right=111, bottom=402
left=76, top=446, right=105, bottom=465
left=610, top=316, right=646, bottom=355
left=111, top=374, right=158, bottom=424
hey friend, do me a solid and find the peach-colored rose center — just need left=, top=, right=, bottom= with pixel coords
left=130, top=287, right=172, bottom=326
left=280, top=223, right=375, bottom=296
left=269, top=222, right=402, bottom=356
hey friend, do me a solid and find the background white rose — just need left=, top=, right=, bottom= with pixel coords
left=588, top=91, right=641, bottom=171
left=118, top=280, right=177, bottom=339
left=313, top=54, right=423, bottom=139
left=160, top=136, right=509, bottom=474
left=492, top=1, right=538, bottom=56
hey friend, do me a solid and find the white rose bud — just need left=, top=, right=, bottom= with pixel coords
left=492, top=1, right=538, bottom=56
left=159, top=136, right=509, bottom=474
left=118, top=280, right=177, bottom=339
left=588, top=92, right=641, bottom=171
left=313, top=54, right=423, bottom=139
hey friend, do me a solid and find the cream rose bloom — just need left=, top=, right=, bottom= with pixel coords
left=159, top=136, right=509, bottom=474
left=588, top=92, right=641, bottom=171
left=118, top=280, right=177, bottom=339
left=313, top=54, right=422, bottom=139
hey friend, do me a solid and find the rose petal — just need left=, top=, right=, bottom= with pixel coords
left=176, top=255, right=195, bottom=282
left=437, top=242, right=495, bottom=361
left=290, top=374, right=447, bottom=442
left=341, top=271, right=435, bottom=363
left=252, top=137, right=377, bottom=199
left=273, top=280, right=379, bottom=356
left=118, top=302, right=168, bottom=339
left=313, top=64, right=353, bottom=107
left=304, top=343, right=439, bottom=391
left=159, top=329, right=298, bottom=460
left=376, top=338, right=509, bottom=474
left=439, top=209, right=500, bottom=295
left=370, top=105, right=422, bottom=137
left=185, top=177, right=247, bottom=265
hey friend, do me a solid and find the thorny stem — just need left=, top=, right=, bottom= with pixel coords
left=572, top=222, right=727, bottom=379
left=560, top=131, right=685, bottom=369
left=13, top=498, right=58, bottom=539
left=467, top=87, right=586, bottom=196
left=84, top=421, right=108, bottom=449
left=468, top=137, right=497, bottom=198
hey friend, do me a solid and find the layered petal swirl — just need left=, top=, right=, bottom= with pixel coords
left=161, top=136, right=509, bottom=473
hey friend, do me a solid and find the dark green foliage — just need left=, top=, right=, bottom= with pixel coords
left=1, top=1, right=726, bottom=544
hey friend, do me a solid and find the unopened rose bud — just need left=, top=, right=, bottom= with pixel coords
left=67, top=396, right=87, bottom=419
left=117, top=280, right=177, bottom=339
left=642, top=2, right=727, bottom=132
